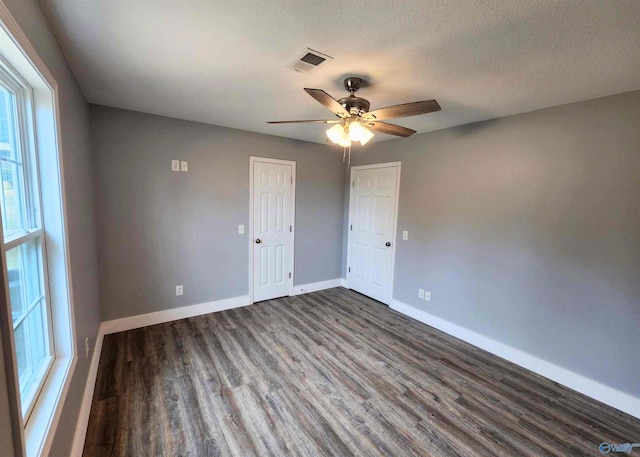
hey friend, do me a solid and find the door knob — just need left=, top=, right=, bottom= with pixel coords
left=386, top=242, right=392, bottom=247
left=255, top=239, right=262, bottom=244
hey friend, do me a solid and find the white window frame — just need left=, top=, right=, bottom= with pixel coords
left=0, top=4, right=77, bottom=457
left=0, top=55, right=56, bottom=423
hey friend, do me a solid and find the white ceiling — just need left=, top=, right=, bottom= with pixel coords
left=41, top=0, right=640, bottom=144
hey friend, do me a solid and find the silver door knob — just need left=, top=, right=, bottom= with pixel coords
left=255, top=239, right=262, bottom=244
left=386, top=242, right=392, bottom=247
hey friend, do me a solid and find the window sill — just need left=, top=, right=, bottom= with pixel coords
left=24, top=353, right=76, bottom=457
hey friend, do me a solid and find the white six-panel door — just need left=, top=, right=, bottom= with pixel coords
left=251, top=158, right=294, bottom=302
left=347, top=163, right=400, bottom=304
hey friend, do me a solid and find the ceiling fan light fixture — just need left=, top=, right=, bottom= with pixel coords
left=337, top=132, right=352, bottom=147
left=326, top=123, right=352, bottom=147
left=348, top=121, right=365, bottom=142
left=350, top=121, right=374, bottom=145
left=326, top=123, right=345, bottom=144
left=359, top=128, right=374, bottom=145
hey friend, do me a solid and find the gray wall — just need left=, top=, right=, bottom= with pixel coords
left=91, top=106, right=345, bottom=321
left=1, top=0, right=101, bottom=455
left=350, top=90, right=640, bottom=397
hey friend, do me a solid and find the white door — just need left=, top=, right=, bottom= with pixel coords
left=347, top=163, right=400, bottom=304
left=252, top=159, right=294, bottom=302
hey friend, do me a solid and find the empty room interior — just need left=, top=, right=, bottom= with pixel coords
left=1, top=1, right=639, bottom=456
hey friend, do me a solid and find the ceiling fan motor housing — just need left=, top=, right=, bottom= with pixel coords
left=340, top=77, right=370, bottom=115
left=339, top=95, right=370, bottom=116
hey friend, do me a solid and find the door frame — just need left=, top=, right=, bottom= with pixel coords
left=346, top=161, right=401, bottom=305
left=248, top=156, right=296, bottom=304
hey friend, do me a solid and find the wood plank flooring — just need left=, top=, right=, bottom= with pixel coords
left=83, top=287, right=640, bottom=456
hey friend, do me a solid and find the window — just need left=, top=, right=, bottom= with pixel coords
left=0, top=7, right=76, bottom=457
left=0, top=62, right=53, bottom=420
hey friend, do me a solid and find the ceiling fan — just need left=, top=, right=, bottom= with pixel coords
left=267, top=77, right=441, bottom=147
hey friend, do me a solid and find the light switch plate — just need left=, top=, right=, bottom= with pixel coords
left=238, top=225, right=244, bottom=234
left=171, top=160, right=180, bottom=171
left=176, top=285, right=183, bottom=296
left=418, top=288, right=425, bottom=299
left=424, top=291, right=431, bottom=301
left=402, top=231, right=408, bottom=240
left=180, top=161, right=188, bottom=171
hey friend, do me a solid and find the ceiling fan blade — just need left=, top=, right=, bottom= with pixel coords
left=368, top=121, right=416, bottom=137
left=304, top=88, right=350, bottom=118
left=267, top=119, right=340, bottom=124
left=364, top=100, right=441, bottom=121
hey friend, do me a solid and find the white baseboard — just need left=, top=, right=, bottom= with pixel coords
left=70, top=325, right=104, bottom=457
left=390, top=299, right=640, bottom=420
left=101, top=295, right=250, bottom=335
left=292, top=278, right=345, bottom=296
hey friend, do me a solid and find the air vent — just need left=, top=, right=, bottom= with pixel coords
left=286, top=48, right=333, bottom=74
left=300, top=53, right=326, bottom=66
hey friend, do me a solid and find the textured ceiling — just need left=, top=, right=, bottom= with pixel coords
left=41, top=0, right=640, bottom=144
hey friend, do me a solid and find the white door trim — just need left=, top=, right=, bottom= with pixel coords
left=248, top=156, right=296, bottom=304
left=346, top=161, right=401, bottom=305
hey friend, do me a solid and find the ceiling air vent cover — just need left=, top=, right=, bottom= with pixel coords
left=286, top=48, right=333, bottom=74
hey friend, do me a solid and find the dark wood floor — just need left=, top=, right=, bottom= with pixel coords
left=84, top=287, right=639, bottom=456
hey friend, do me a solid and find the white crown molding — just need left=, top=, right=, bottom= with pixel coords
left=390, top=299, right=640, bottom=420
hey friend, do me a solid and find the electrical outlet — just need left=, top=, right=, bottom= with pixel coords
left=176, top=285, right=184, bottom=296
left=403, top=231, right=409, bottom=240
left=171, top=160, right=180, bottom=171
left=424, top=291, right=431, bottom=301
left=180, top=161, right=188, bottom=172
left=238, top=225, right=244, bottom=234
left=418, top=288, right=425, bottom=299
left=85, top=337, right=90, bottom=358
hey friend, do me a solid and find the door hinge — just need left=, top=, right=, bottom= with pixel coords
left=289, top=272, right=292, bottom=279
left=348, top=267, right=351, bottom=273
left=290, top=225, right=292, bottom=232
left=350, top=224, right=352, bottom=231
left=352, top=180, right=355, bottom=187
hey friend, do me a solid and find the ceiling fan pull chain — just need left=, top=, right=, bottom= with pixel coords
left=343, top=146, right=346, bottom=162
